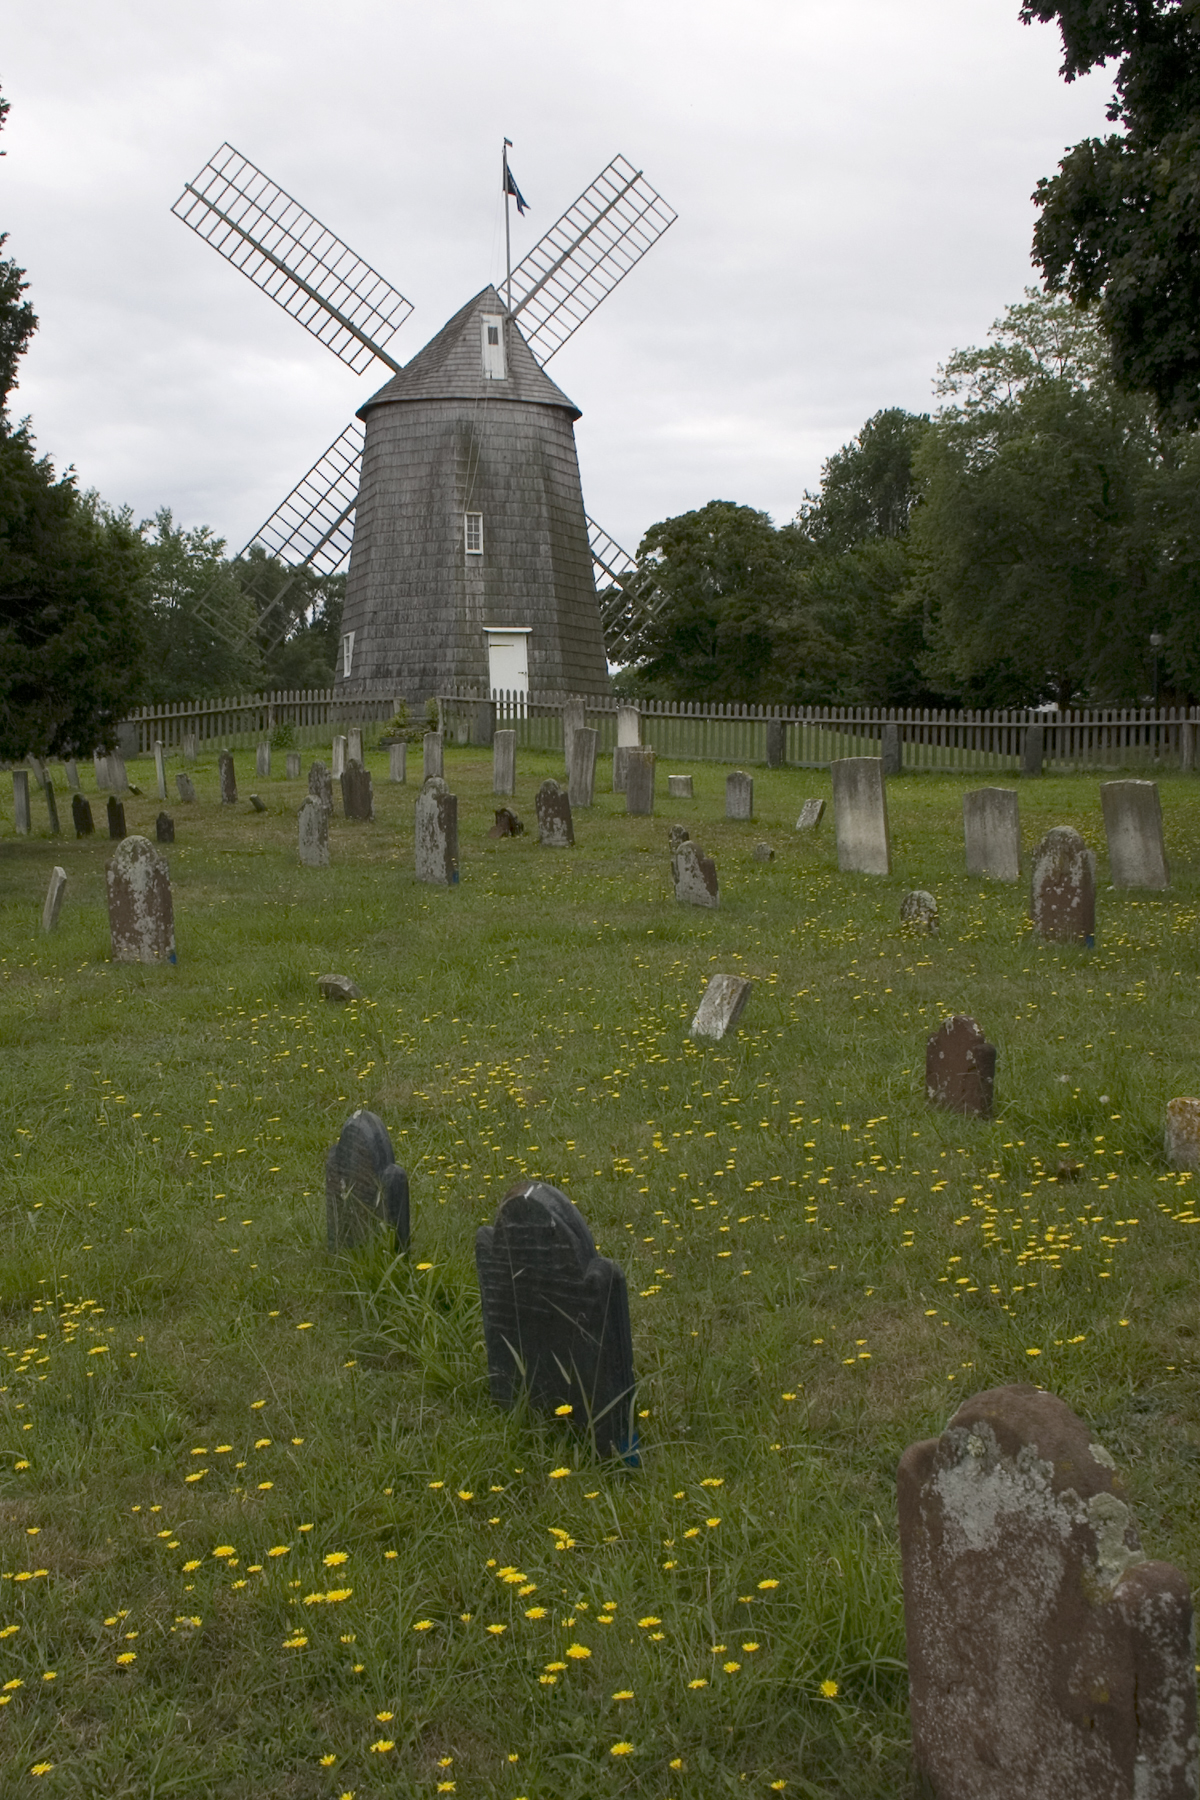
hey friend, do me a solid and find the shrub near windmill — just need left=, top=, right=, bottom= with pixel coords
left=172, top=143, right=676, bottom=698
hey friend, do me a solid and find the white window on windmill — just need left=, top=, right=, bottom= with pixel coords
left=341, top=630, right=355, bottom=678
left=480, top=313, right=506, bottom=380
left=464, top=512, right=483, bottom=556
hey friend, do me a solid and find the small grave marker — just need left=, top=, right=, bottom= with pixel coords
left=423, top=732, right=444, bottom=780
left=617, top=702, right=641, bottom=748
left=297, top=795, right=329, bottom=867
left=107, top=796, right=127, bottom=840
left=964, top=788, right=1020, bottom=881
left=182, top=732, right=197, bottom=761
left=325, top=1110, right=409, bottom=1252
left=176, top=773, right=197, bottom=803
left=671, top=840, right=719, bottom=908
left=218, top=751, right=237, bottom=805
left=249, top=794, right=267, bottom=813
left=331, top=735, right=347, bottom=778
left=106, top=835, right=175, bottom=963
left=43, top=779, right=61, bottom=836
left=753, top=842, right=774, bottom=862
left=318, top=974, right=361, bottom=1002
left=340, top=760, right=374, bottom=821
left=726, top=770, right=753, bottom=820
left=668, top=823, right=690, bottom=852
left=346, top=728, right=363, bottom=765
left=690, top=973, right=751, bottom=1039
left=625, top=749, right=655, bottom=815
left=72, top=794, right=94, bottom=837
left=795, top=798, right=825, bottom=832
left=12, top=770, right=30, bottom=835
left=1022, top=723, right=1044, bottom=777
left=156, top=812, right=175, bottom=844
left=286, top=751, right=302, bottom=780
left=925, top=1015, right=996, bottom=1117
left=668, top=774, right=693, bottom=799
left=612, top=745, right=635, bottom=793
left=535, top=779, right=574, bottom=847
left=493, top=730, right=515, bottom=796
left=256, top=741, right=271, bottom=779
left=41, top=867, right=67, bottom=934
left=1165, top=1098, right=1200, bottom=1170
left=562, top=697, right=586, bottom=769
left=830, top=756, right=890, bottom=874
left=308, top=762, right=333, bottom=811
left=1031, top=826, right=1095, bottom=944
left=414, top=780, right=458, bottom=885
left=765, top=718, right=784, bottom=767
left=63, top=760, right=79, bottom=791
left=154, top=741, right=168, bottom=800
left=881, top=720, right=902, bottom=776
left=387, top=741, right=407, bottom=784
left=568, top=726, right=597, bottom=808
left=488, top=807, right=524, bottom=837
left=900, top=890, right=939, bottom=934
left=1101, top=779, right=1169, bottom=889
left=109, top=753, right=130, bottom=795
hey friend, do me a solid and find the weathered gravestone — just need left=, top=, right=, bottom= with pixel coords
left=469, top=699, right=495, bottom=747
left=1022, top=722, right=1045, bottom=778
left=176, top=773, right=196, bottom=804
left=423, top=732, right=444, bottom=781
left=830, top=756, right=891, bottom=875
left=535, top=779, right=574, bottom=847
left=668, top=774, right=693, bottom=799
left=493, top=729, right=515, bottom=796
left=926, top=1014, right=996, bottom=1118
left=617, top=702, right=641, bottom=748
left=331, top=735, right=347, bottom=779
left=387, top=741, right=407, bottom=784
left=106, top=836, right=175, bottom=964
left=963, top=787, right=1020, bottom=882
left=256, top=741, right=271, bottom=779
left=612, top=745, right=635, bottom=793
left=108, top=753, right=129, bottom=795
left=42, top=780, right=60, bottom=837
left=726, top=770, right=753, bottom=820
left=765, top=717, right=785, bottom=767
left=12, top=770, right=30, bottom=835
left=625, top=748, right=655, bottom=815
left=671, top=840, right=719, bottom=909
left=286, top=751, right=301, bottom=780
left=318, top=973, right=361, bottom=1002
left=107, top=796, right=127, bottom=840
left=901, top=890, right=939, bottom=934
left=42, top=867, right=67, bottom=934
left=488, top=807, right=525, bottom=838
left=154, top=740, right=168, bottom=800
left=307, top=761, right=333, bottom=812
left=1165, top=1098, right=1200, bottom=1171
left=63, top=760, right=79, bottom=791
left=753, top=841, right=774, bottom=862
left=690, top=973, right=751, bottom=1039
left=346, top=728, right=362, bottom=766
left=562, top=697, right=586, bottom=770
left=72, top=794, right=94, bottom=837
left=325, top=1110, right=409, bottom=1252
left=156, top=812, right=175, bottom=844
left=668, top=823, right=690, bottom=852
left=249, top=794, right=267, bottom=813
left=1101, top=780, right=1169, bottom=889
left=1031, top=826, right=1095, bottom=944
left=93, top=751, right=109, bottom=791
left=475, top=1180, right=636, bottom=1459
left=340, top=760, right=374, bottom=822
left=297, top=796, right=329, bottom=867
left=568, top=726, right=597, bottom=808
left=182, top=732, right=197, bottom=762
left=881, top=719, right=902, bottom=777
left=218, top=751, right=237, bottom=805
left=898, top=1383, right=1198, bottom=1800
left=795, top=798, right=825, bottom=832
left=414, top=779, right=458, bottom=885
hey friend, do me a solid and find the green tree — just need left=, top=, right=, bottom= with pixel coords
left=235, top=546, right=343, bottom=689
left=139, top=510, right=260, bottom=701
left=796, top=407, right=930, bottom=554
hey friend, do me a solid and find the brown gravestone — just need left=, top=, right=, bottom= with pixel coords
left=1031, top=825, right=1096, bottom=944
left=488, top=807, right=525, bottom=838
left=107, top=796, right=126, bottom=841
left=925, top=1015, right=996, bottom=1118
left=535, top=779, right=574, bottom=847
left=340, top=759, right=374, bottom=821
left=72, top=794, right=94, bottom=837
left=218, top=750, right=237, bottom=805
left=899, top=1384, right=1198, bottom=1800
left=106, top=836, right=175, bottom=964
left=155, top=812, right=175, bottom=844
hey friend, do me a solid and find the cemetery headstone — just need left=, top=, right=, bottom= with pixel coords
left=1022, top=723, right=1044, bottom=777
left=493, top=729, right=515, bottom=796
left=297, top=795, right=329, bottom=867
left=109, top=753, right=130, bottom=795
left=182, top=732, right=197, bottom=761
left=318, top=973, right=361, bottom=1002
left=1165, top=1098, right=1200, bottom=1170
left=63, top=760, right=80, bottom=791
left=612, top=744, right=635, bottom=793
left=423, top=732, right=444, bottom=780
left=963, top=787, right=1020, bottom=881
left=925, top=1015, right=996, bottom=1118
left=470, top=699, right=495, bottom=747
left=830, top=756, right=891, bottom=874
left=12, top=770, right=30, bottom=835
left=671, top=840, right=719, bottom=909
left=156, top=812, right=175, bottom=844
left=331, top=735, right=347, bottom=779
left=1101, top=779, right=1169, bottom=889
left=568, top=726, right=597, bottom=808
left=106, top=835, right=175, bottom=964
left=617, top=702, right=641, bottom=748
left=93, top=751, right=109, bottom=790
left=475, top=1180, right=636, bottom=1460
left=388, top=741, right=407, bottom=784
left=285, top=750, right=301, bottom=780
left=690, top=973, right=751, bottom=1039
left=308, top=761, right=333, bottom=811
left=41, top=867, right=67, bottom=934
left=535, top=779, right=574, bottom=847
left=346, top=728, right=362, bottom=766
left=1030, top=825, right=1095, bottom=944
left=668, top=774, right=693, bottom=799
left=881, top=720, right=902, bottom=777
left=176, top=773, right=197, bottom=803
left=153, top=741, right=168, bottom=800
left=795, top=798, right=825, bottom=832
left=562, top=696, right=586, bottom=769
left=414, top=780, right=458, bottom=885
left=765, top=717, right=784, bottom=767
left=218, top=751, right=237, bottom=805
left=340, top=760, right=374, bottom=822
left=256, top=741, right=271, bottom=779
left=668, top=823, right=690, bottom=852
left=726, top=770, right=753, bottom=820
left=249, top=794, right=267, bottom=813
left=625, top=748, right=655, bottom=815
left=72, top=794, right=94, bottom=837
left=107, top=796, right=127, bottom=840
left=325, top=1109, right=409, bottom=1252
left=488, top=806, right=525, bottom=837
left=900, top=890, right=939, bottom=934
left=899, top=1383, right=1198, bottom=1800
left=43, top=779, right=60, bottom=837
left=753, top=842, right=774, bottom=862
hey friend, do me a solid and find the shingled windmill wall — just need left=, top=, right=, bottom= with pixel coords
left=337, top=287, right=610, bottom=703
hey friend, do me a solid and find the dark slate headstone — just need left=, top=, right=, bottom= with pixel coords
left=155, top=812, right=175, bottom=844
left=324, top=1110, right=409, bottom=1253
left=1022, top=723, right=1044, bottom=777
left=535, top=779, right=574, bottom=847
left=881, top=720, right=902, bottom=777
left=624, top=748, right=655, bottom=815
left=925, top=1014, right=996, bottom=1118
left=44, top=779, right=61, bottom=836
left=72, top=794, right=95, bottom=837
left=765, top=718, right=785, bottom=767
left=899, top=1384, right=1198, bottom=1800
left=308, top=761, right=333, bottom=811
left=249, top=794, right=267, bottom=812
left=12, top=770, right=30, bottom=835
left=1031, top=825, right=1096, bottom=944
left=340, top=759, right=374, bottom=821
left=475, top=1180, right=636, bottom=1460
left=107, top=796, right=127, bottom=841
left=218, top=750, right=237, bottom=805
left=488, top=807, right=525, bottom=838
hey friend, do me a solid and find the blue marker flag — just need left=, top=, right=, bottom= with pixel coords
left=504, top=166, right=529, bottom=216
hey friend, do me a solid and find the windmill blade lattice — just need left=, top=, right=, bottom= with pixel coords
left=247, top=421, right=363, bottom=576
left=587, top=516, right=665, bottom=665
left=172, top=144, right=411, bottom=374
left=509, top=155, right=676, bottom=364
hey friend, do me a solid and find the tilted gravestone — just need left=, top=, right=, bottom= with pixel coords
left=690, top=974, right=751, bottom=1039
left=414, top=779, right=458, bottom=885
left=964, top=787, right=1020, bottom=881
left=1022, top=722, right=1045, bottom=777
left=72, top=794, right=94, bottom=837
left=387, top=741, right=407, bottom=784
left=562, top=696, right=586, bottom=770
left=340, top=760, right=374, bottom=822
left=176, top=773, right=196, bottom=804
left=899, top=1384, right=1198, bottom=1800
left=469, top=699, right=495, bottom=747
left=346, top=728, right=362, bottom=765
left=154, top=740, right=168, bottom=800
left=900, top=890, right=939, bottom=934
left=671, top=840, right=719, bottom=908
left=1031, top=826, right=1095, bottom=944
left=476, top=1180, right=636, bottom=1460
left=625, top=748, right=655, bottom=816
left=318, top=973, right=361, bottom=1002
left=726, top=770, right=753, bottom=820
left=765, top=717, right=785, bottom=767
left=256, top=741, right=271, bottom=779
left=109, top=753, right=129, bottom=795
left=668, top=823, right=690, bottom=852
left=107, top=796, right=127, bottom=840
left=218, top=751, right=237, bottom=805
left=926, top=1015, right=996, bottom=1118
left=536, top=779, right=574, bottom=847
left=156, top=812, right=175, bottom=844
left=488, top=807, right=525, bottom=838
left=795, top=798, right=825, bottom=832
left=106, top=836, right=175, bottom=964
left=568, top=726, right=597, bottom=808
left=831, top=756, right=890, bottom=874
left=881, top=720, right=902, bottom=777
left=182, top=732, right=197, bottom=762
left=63, top=760, right=80, bottom=791
left=1165, top=1098, right=1200, bottom=1170
left=308, top=761, right=333, bottom=812
left=668, top=774, right=693, bottom=799
left=43, top=780, right=61, bottom=837
left=42, top=867, right=67, bottom=934
left=423, top=732, right=444, bottom=781
left=493, top=729, right=515, bottom=796
left=249, top=794, right=267, bottom=813
left=297, top=796, right=329, bottom=867
left=93, top=751, right=109, bottom=791
left=12, top=770, right=30, bottom=835
left=325, top=1110, right=409, bottom=1252
left=286, top=751, right=302, bottom=780
left=1101, top=779, right=1169, bottom=890
left=617, top=702, right=641, bottom=748
left=331, top=735, right=347, bottom=779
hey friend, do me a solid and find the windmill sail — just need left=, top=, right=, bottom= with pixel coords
left=172, top=144, right=411, bottom=374
left=586, top=516, right=664, bottom=665
left=509, top=155, right=676, bottom=364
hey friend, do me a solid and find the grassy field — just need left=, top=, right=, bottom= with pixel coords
left=1, top=744, right=1199, bottom=1799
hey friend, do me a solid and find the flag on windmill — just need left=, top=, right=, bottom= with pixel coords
left=504, top=161, right=528, bottom=214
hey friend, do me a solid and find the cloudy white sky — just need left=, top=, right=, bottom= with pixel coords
left=5, top=1, right=1114, bottom=560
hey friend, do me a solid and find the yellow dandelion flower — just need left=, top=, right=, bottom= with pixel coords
left=3, top=1679, right=23, bottom=1691
left=487, top=1623, right=507, bottom=1635
left=116, top=1652, right=136, bottom=1665
left=254, top=1438, right=271, bottom=1450
left=412, top=1619, right=434, bottom=1632
left=770, top=1783, right=788, bottom=1792
left=457, top=1490, right=473, bottom=1501
left=706, top=1517, right=721, bottom=1528
left=428, top=1480, right=444, bottom=1489
left=723, top=1660, right=740, bottom=1672
left=638, top=1616, right=661, bottom=1627
left=700, top=1477, right=724, bottom=1487
left=610, top=1741, right=634, bottom=1756
left=544, top=1661, right=567, bottom=1672
left=283, top=1635, right=308, bottom=1648
left=267, top=1546, right=290, bottom=1558
left=182, top=1559, right=201, bottom=1572
left=565, top=1643, right=591, bottom=1659
left=539, top=1674, right=557, bottom=1685
left=319, top=1754, right=337, bottom=1766
left=757, top=1579, right=779, bottom=1590
left=369, top=1739, right=395, bottom=1753
left=30, top=1763, right=53, bottom=1777
left=525, top=1606, right=547, bottom=1619
left=437, top=1786, right=456, bottom=1794
left=375, top=1711, right=394, bottom=1722
left=612, top=1689, right=633, bottom=1700
left=212, top=1546, right=236, bottom=1559
left=41, top=1672, right=56, bottom=1681
left=554, top=1404, right=573, bottom=1416
left=549, top=1467, right=571, bottom=1479
left=820, top=1679, right=839, bottom=1697
left=1026, top=1347, right=1042, bottom=1357
left=687, top=1678, right=707, bottom=1689
left=742, top=1641, right=760, bottom=1652
left=323, top=1551, right=348, bottom=1567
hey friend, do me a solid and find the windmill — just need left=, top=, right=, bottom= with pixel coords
left=171, top=143, right=675, bottom=696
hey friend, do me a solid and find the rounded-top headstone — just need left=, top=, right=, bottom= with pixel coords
left=106, top=835, right=175, bottom=964
left=1030, top=825, right=1096, bottom=944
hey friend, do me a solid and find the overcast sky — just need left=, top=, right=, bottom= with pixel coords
left=4, top=1, right=1114, bottom=561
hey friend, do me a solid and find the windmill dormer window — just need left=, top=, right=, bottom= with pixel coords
left=481, top=314, right=506, bottom=380
left=341, top=630, right=355, bottom=677
left=464, top=513, right=483, bottom=556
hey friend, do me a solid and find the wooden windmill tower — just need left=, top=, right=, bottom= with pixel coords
left=171, top=145, right=675, bottom=698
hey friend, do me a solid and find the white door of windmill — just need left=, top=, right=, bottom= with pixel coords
left=485, top=628, right=531, bottom=702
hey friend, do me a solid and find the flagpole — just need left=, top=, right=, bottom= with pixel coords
left=502, top=137, right=513, bottom=314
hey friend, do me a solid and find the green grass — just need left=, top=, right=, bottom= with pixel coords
left=1, top=747, right=1199, bottom=1798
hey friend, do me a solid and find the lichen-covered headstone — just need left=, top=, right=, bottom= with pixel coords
left=535, top=779, right=574, bottom=847
left=340, top=760, right=374, bottom=821
left=42, top=867, right=67, bottom=934
left=899, top=1384, right=1198, bottom=1800
left=72, top=794, right=94, bottom=837
left=753, top=842, right=774, bottom=862
left=901, top=890, right=939, bottom=934
left=726, top=771, right=753, bottom=819
left=318, top=973, right=361, bottom=1002
left=668, top=823, right=690, bottom=852
left=331, top=735, right=347, bottom=779
left=488, top=807, right=524, bottom=838
left=1101, top=779, right=1169, bottom=889
left=671, top=840, right=719, bottom=908
left=414, top=780, right=458, bottom=885
left=324, top=1110, right=409, bottom=1252
left=12, top=770, right=30, bottom=835
left=423, top=732, right=444, bottom=781
left=218, top=751, right=237, bottom=806
left=925, top=1014, right=996, bottom=1118
left=156, top=812, right=175, bottom=844
left=625, top=749, right=655, bottom=815
left=964, top=787, right=1020, bottom=881
left=107, top=796, right=127, bottom=841
left=307, top=761, right=332, bottom=812
left=176, top=773, right=196, bottom=804
left=831, top=756, right=890, bottom=874
left=568, top=726, right=597, bottom=808
left=1031, top=826, right=1095, bottom=944
left=256, top=741, right=271, bottom=779
left=690, top=974, right=751, bottom=1039
left=106, top=836, right=175, bottom=964
left=493, top=730, right=515, bottom=796
left=1165, top=1098, right=1200, bottom=1170
left=297, top=796, right=329, bottom=868
left=668, top=774, right=693, bottom=799
left=795, top=798, right=825, bottom=832
left=475, top=1180, right=636, bottom=1460
left=286, top=751, right=302, bottom=780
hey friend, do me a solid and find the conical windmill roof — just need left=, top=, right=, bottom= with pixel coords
left=358, top=286, right=581, bottom=420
